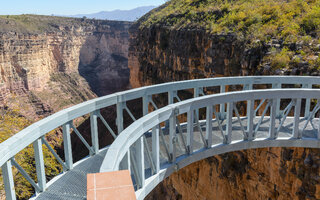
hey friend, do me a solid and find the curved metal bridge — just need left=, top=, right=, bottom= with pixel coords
left=1, top=76, right=320, bottom=200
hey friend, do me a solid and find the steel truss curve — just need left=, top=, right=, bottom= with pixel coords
left=1, top=76, right=320, bottom=200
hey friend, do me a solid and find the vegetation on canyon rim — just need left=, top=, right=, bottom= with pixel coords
left=0, top=105, right=62, bottom=199
left=0, top=14, right=93, bottom=33
left=140, top=0, right=320, bottom=71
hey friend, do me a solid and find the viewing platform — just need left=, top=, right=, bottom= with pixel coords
left=1, top=76, right=320, bottom=200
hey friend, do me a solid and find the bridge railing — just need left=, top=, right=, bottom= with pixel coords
left=100, top=89, right=320, bottom=199
left=1, top=76, right=320, bottom=199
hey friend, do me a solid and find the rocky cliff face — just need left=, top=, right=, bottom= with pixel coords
left=128, top=1, right=320, bottom=198
left=129, top=26, right=252, bottom=88
left=147, top=147, right=320, bottom=200
left=0, top=16, right=131, bottom=118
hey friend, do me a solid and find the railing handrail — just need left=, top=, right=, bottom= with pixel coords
left=1, top=76, right=320, bottom=167
left=100, top=88, right=320, bottom=172
left=2, top=76, right=320, bottom=199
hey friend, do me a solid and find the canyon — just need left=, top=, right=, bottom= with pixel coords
left=0, top=15, right=132, bottom=199
left=128, top=1, right=320, bottom=199
left=0, top=15, right=131, bottom=118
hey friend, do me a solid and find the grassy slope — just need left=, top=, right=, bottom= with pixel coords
left=137, top=0, right=320, bottom=71
left=140, top=0, right=320, bottom=40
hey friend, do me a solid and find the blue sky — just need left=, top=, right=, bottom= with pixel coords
left=0, top=0, right=166, bottom=15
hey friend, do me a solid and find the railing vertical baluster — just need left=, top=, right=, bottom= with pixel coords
left=292, top=99, right=302, bottom=139
left=152, top=125, right=160, bottom=174
left=116, top=101, right=124, bottom=134
left=187, top=109, right=194, bottom=154
left=127, top=150, right=131, bottom=171
left=169, top=110, right=177, bottom=163
left=168, top=91, right=174, bottom=104
left=269, top=99, right=277, bottom=139
left=142, top=95, right=149, bottom=115
left=226, top=102, right=233, bottom=144
left=2, top=160, right=16, bottom=200
left=272, top=83, right=281, bottom=116
left=244, top=83, right=253, bottom=118
left=303, top=84, right=312, bottom=117
left=318, top=117, right=320, bottom=140
left=206, top=106, right=213, bottom=148
left=136, top=137, right=145, bottom=188
left=63, top=122, right=73, bottom=170
left=194, top=88, right=200, bottom=117
left=247, top=100, right=254, bottom=140
left=33, top=138, right=46, bottom=192
left=220, top=85, right=225, bottom=113
left=90, top=110, right=99, bottom=155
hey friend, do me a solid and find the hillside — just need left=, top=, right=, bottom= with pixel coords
left=0, top=14, right=131, bottom=199
left=130, top=0, right=320, bottom=86
left=128, top=0, right=320, bottom=199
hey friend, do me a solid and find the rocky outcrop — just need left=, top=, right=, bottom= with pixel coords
left=147, top=147, right=320, bottom=200
left=128, top=25, right=266, bottom=88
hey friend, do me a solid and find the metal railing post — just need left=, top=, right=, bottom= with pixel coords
left=244, top=83, right=253, bottom=117
left=152, top=125, right=160, bottom=174
left=63, top=122, right=73, bottom=170
left=247, top=100, right=254, bottom=140
left=206, top=106, right=213, bottom=148
left=269, top=99, right=277, bottom=139
left=136, top=137, right=145, bottom=189
left=303, top=84, right=312, bottom=117
left=2, top=160, right=16, bottom=200
left=187, top=109, right=194, bottom=154
left=293, top=99, right=302, bottom=139
left=220, top=85, right=226, bottom=113
left=90, top=110, right=99, bottom=155
left=116, top=101, right=124, bottom=134
left=33, top=138, right=46, bottom=192
left=142, top=95, right=149, bottom=116
left=272, top=83, right=281, bottom=116
left=226, top=102, right=233, bottom=144
left=169, top=109, right=177, bottom=163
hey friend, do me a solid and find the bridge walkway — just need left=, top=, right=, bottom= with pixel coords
left=35, top=116, right=318, bottom=199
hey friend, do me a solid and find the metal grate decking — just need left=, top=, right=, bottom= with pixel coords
left=35, top=149, right=108, bottom=200
left=35, top=116, right=319, bottom=199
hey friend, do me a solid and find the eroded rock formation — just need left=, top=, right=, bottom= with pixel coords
left=0, top=16, right=131, bottom=118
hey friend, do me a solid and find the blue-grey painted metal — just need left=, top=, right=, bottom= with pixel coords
left=33, top=138, right=46, bottom=192
left=2, top=76, right=320, bottom=199
left=90, top=110, right=99, bottom=155
left=100, top=89, right=320, bottom=200
left=62, top=122, right=73, bottom=171
left=2, top=160, right=16, bottom=200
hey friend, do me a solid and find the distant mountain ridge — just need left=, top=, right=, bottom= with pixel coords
left=67, top=6, right=156, bottom=21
